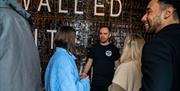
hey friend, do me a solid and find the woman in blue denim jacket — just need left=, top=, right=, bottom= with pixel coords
left=45, top=26, right=90, bottom=91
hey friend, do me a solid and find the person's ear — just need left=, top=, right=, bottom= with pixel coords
left=164, top=6, right=174, bottom=19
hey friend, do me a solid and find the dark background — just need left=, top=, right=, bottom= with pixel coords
left=20, top=0, right=154, bottom=85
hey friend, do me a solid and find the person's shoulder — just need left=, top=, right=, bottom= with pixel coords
left=117, top=62, right=133, bottom=71
left=51, top=51, right=73, bottom=68
left=144, top=37, right=170, bottom=50
left=114, top=62, right=136, bottom=81
left=52, top=49, right=72, bottom=61
left=0, top=8, right=15, bottom=18
left=92, top=43, right=99, bottom=47
left=109, top=43, right=119, bottom=50
left=120, top=62, right=134, bottom=67
left=142, top=37, right=174, bottom=60
left=90, top=43, right=100, bottom=49
left=108, top=43, right=116, bottom=47
left=118, top=62, right=137, bottom=75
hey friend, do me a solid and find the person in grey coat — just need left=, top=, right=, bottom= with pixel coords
left=0, top=0, right=42, bottom=91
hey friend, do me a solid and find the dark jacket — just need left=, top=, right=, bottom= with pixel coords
left=141, top=24, right=180, bottom=91
left=0, top=0, right=42, bottom=91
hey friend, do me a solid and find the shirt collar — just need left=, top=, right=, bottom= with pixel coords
left=56, top=47, right=76, bottom=60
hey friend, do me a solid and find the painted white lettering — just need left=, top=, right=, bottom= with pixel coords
left=34, top=29, right=38, bottom=46
left=74, top=0, right=83, bottom=14
left=47, top=30, right=57, bottom=49
left=22, top=0, right=123, bottom=17
left=38, top=0, right=51, bottom=12
left=23, top=0, right=30, bottom=10
left=110, top=0, right=122, bottom=17
left=94, top=0, right=104, bottom=16
left=59, top=0, right=68, bottom=13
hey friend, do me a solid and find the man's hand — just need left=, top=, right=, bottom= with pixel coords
left=80, top=73, right=88, bottom=79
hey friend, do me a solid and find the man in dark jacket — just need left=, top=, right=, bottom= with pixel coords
left=141, top=0, right=180, bottom=91
left=0, top=0, right=42, bottom=91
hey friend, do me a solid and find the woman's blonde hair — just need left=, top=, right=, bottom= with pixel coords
left=120, top=34, right=145, bottom=63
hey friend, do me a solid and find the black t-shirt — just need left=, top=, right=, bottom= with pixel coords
left=88, top=43, right=120, bottom=85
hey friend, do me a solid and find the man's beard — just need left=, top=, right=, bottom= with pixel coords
left=100, top=38, right=109, bottom=43
left=100, top=40, right=109, bottom=43
left=148, top=16, right=162, bottom=33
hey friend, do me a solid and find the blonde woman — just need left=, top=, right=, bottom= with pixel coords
left=108, top=34, right=145, bottom=91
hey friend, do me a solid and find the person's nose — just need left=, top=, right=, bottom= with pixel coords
left=141, top=14, right=147, bottom=23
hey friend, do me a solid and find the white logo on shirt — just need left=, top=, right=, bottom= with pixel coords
left=105, top=50, right=112, bottom=57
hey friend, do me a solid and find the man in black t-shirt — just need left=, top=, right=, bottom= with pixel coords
left=81, top=26, right=120, bottom=91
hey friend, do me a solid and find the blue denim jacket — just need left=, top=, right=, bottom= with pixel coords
left=45, top=48, right=90, bottom=91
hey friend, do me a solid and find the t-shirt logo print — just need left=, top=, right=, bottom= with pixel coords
left=105, top=50, right=112, bottom=57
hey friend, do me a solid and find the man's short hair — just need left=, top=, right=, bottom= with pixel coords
left=158, top=0, right=180, bottom=19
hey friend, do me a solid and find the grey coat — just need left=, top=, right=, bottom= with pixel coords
left=0, top=0, right=42, bottom=91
